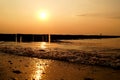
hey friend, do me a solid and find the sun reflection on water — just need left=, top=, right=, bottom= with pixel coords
left=34, top=63, right=44, bottom=80
left=32, top=60, right=50, bottom=80
left=40, top=42, right=47, bottom=49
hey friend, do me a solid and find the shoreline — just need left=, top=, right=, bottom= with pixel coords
left=0, top=45, right=120, bottom=69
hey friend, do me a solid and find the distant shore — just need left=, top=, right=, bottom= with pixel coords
left=0, top=33, right=120, bottom=42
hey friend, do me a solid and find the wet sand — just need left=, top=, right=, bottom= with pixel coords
left=0, top=52, right=120, bottom=80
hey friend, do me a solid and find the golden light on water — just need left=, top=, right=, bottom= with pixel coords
left=34, top=62, right=47, bottom=80
left=34, top=63, right=43, bottom=80
left=40, top=42, right=47, bottom=49
left=31, top=60, right=51, bottom=80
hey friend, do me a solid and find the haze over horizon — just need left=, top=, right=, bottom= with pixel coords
left=0, top=0, right=120, bottom=35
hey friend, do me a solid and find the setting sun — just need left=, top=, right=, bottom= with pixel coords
left=39, top=12, right=47, bottom=20
left=0, top=0, right=120, bottom=35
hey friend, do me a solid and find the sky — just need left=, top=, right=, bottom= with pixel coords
left=0, top=0, right=120, bottom=35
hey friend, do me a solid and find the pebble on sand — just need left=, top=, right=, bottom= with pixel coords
left=84, top=77, right=94, bottom=80
left=12, top=70, right=22, bottom=74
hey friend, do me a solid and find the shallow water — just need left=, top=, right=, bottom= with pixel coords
left=1, top=38, right=120, bottom=49
left=61, top=38, right=120, bottom=52
left=0, top=38, right=120, bottom=68
left=1, top=38, right=120, bottom=54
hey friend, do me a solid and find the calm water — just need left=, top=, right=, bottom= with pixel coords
left=0, top=38, right=120, bottom=54
left=60, top=38, right=120, bottom=54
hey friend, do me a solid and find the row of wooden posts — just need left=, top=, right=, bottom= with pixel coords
left=15, top=34, right=51, bottom=43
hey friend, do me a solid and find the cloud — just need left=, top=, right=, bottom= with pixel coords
left=76, top=13, right=120, bottom=19
left=76, top=13, right=103, bottom=17
left=108, top=16, right=120, bottom=19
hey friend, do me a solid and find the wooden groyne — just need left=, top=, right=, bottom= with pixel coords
left=0, top=34, right=120, bottom=42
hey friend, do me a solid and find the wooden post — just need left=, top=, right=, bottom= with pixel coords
left=20, top=36, right=22, bottom=43
left=33, top=35, right=34, bottom=42
left=48, top=34, right=51, bottom=43
left=42, top=35, right=44, bottom=42
left=16, top=34, right=17, bottom=42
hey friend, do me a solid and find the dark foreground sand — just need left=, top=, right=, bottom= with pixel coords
left=0, top=53, right=120, bottom=80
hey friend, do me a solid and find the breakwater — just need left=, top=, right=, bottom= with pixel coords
left=0, top=34, right=120, bottom=42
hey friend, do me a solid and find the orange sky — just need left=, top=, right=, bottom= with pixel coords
left=0, top=0, right=120, bottom=35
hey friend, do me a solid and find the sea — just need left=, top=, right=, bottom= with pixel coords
left=0, top=38, right=120, bottom=68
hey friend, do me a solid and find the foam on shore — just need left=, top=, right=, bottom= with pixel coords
left=0, top=45, right=120, bottom=69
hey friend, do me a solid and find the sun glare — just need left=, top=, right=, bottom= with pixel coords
left=39, top=12, right=47, bottom=20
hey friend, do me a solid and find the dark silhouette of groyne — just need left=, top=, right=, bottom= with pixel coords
left=0, top=33, right=120, bottom=42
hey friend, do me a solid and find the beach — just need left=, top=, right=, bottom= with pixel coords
left=0, top=52, right=120, bottom=80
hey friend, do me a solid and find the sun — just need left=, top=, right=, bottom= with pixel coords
left=39, top=12, right=47, bottom=20
left=36, top=10, right=50, bottom=21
